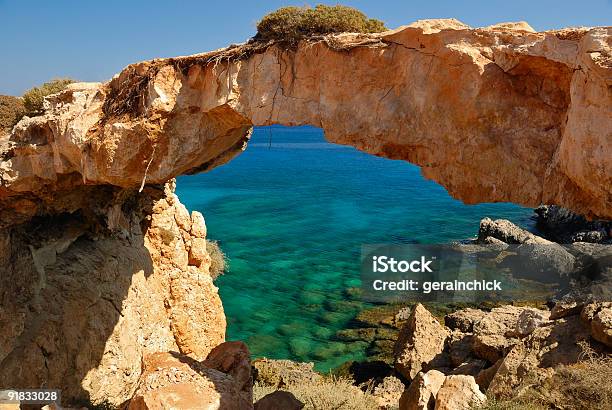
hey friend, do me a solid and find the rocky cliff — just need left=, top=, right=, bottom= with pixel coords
left=0, top=19, right=610, bottom=406
left=1, top=19, right=611, bottom=223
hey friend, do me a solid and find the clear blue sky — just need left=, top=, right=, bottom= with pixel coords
left=1, top=0, right=610, bottom=95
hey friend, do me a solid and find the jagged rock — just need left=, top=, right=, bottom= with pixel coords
left=477, top=218, right=547, bottom=244
left=434, top=375, right=486, bottom=410
left=550, top=300, right=583, bottom=319
left=535, top=205, right=612, bottom=243
left=399, top=370, right=446, bottom=410
left=252, top=359, right=321, bottom=387
left=128, top=351, right=252, bottom=410
left=448, top=332, right=474, bottom=367
left=508, top=308, right=550, bottom=337
left=581, top=302, right=612, bottom=322
left=480, top=236, right=509, bottom=250
left=445, top=309, right=486, bottom=333
left=586, top=304, right=612, bottom=348
left=488, top=314, right=590, bottom=396
left=394, top=304, right=450, bottom=380
left=474, top=359, right=502, bottom=392
left=450, top=359, right=488, bottom=377
left=373, top=376, right=405, bottom=409
left=254, top=391, right=304, bottom=410
left=0, top=183, right=225, bottom=406
left=204, top=341, right=253, bottom=404
left=472, top=306, right=523, bottom=363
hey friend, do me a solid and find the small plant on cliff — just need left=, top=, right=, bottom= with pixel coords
left=0, top=95, right=25, bottom=134
left=22, top=78, right=75, bottom=116
left=207, top=239, right=228, bottom=280
left=255, top=4, right=387, bottom=44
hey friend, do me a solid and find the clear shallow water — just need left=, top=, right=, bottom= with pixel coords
left=176, top=125, right=535, bottom=371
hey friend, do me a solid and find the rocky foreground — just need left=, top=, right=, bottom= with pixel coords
left=0, top=18, right=610, bottom=409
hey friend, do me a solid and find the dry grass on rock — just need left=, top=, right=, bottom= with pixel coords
left=253, top=376, right=379, bottom=410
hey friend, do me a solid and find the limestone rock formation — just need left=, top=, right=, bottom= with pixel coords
left=434, top=375, right=486, bottom=410
left=0, top=18, right=610, bottom=406
left=0, top=182, right=225, bottom=406
left=582, top=302, right=612, bottom=348
left=1, top=22, right=611, bottom=223
left=127, top=347, right=252, bottom=410
left=372, top=376, right=405, bottom=409
left=394, top=304, right=450, bottom=380
left=471, top=305, right=524, bottom=363
left=399, top=370, right=446, bottom=410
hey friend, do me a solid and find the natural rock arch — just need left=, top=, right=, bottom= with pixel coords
left=0, top=20, right=610, bottom=406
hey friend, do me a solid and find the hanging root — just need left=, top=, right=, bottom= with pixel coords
left=101, top=34, right=386, bottom=121
left=139, top=145, right=156, bottom=193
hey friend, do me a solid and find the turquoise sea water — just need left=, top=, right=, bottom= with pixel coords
left=176, top=125, right=535, bottom=371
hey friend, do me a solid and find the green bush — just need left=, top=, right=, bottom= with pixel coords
left=22, top=78, right=75, bottom=116
left=207, top=240, right=228, bottom=280
left=255, top=4, right=387, bottom=44
left=0, top=95, right=25, bottom=134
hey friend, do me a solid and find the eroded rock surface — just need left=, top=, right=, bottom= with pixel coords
left=1, top=21, right=611, bottom=222
left=0, top=182, right=225, bottom=406
left=128, top=347, right=252, bottom=410
left=394, top=304, right=449, bottom=380
left=0, top=18, right=610, bottom=406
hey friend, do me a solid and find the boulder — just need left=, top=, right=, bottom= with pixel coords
left=534, top=205, right=611, bottom=243
left=204, top=341, right=253, bottom=404
left=373, top=376, right=405, bottom=409
left=508, top=308, right=550, bottom=337
left=399, top=370, right=446, bottom=410
left=434, top=375, right=486, bottom=410
left=514, top=242, right=575, bottom=278
left=394, top=304, right=450, bottom=380
left=472, top=306, right=523, bottom=363
left=488, top=314, right=590, bottom=396
left=550, top=300, right=583, bottom=319
left=591, top=305, right=612, bottom=348
left=254, top=391, right=304, bottom=410
left=128, top=351, right=252, bottom=410
left=477, top=218, right=546, bottom=244
left=444, top=309, right=486, bottom=333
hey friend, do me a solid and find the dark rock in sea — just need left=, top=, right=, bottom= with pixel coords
left=333, top=360, right=395, bottom=385
left=535, top=205, right=612, bottom=244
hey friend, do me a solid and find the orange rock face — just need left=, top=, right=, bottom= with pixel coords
left=1, top=20, right=610, bottom=220
left=0, top=182, right=225, bottom=406
left=0, top=18, right=610, bottom=407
